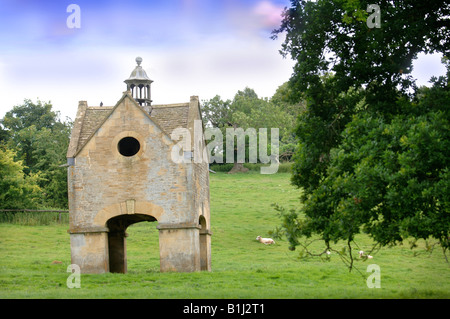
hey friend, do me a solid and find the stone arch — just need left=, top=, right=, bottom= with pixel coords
left=199, top=215, right=208, bottom=234
left=94, top=200, right=164, bottom=273
left=94, top=200, right=164, bottom=229
left=199, top=215, right=211, bottom=271
left=106, top=213, right=158, bottom=273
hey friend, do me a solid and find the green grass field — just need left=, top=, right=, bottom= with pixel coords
left=0, top=172, right=449, bottom=299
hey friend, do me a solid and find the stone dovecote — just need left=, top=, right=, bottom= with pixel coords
left=67, top=58, right=211, bottom=274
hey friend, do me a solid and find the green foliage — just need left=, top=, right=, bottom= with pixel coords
left=0, top=99, right=72, bottom=208
left=300, top=84, right=450, bottom=247
left=272, top=0, right=450, bottom=267
left=202, top=87, right=293, bottom=131
left=0, top=147, right=42, bottom=209
left=202, top=85, right=303, bottom=167
left=201, top=95, right=233, bottom=129
left=291, top=81, right=365, bottom=195
left=1, top=99, right=60, bottom=133
left=274, top=0, right=450, bottom=105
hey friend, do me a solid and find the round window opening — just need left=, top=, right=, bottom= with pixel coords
left=118, top=137, right=141, bottom=157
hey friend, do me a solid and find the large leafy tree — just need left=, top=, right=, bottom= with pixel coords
left=272, top=0, right=450, bottom=267
left=1, top=99, right=71, bottom=208
left=1, top=99, right=60, bottom=133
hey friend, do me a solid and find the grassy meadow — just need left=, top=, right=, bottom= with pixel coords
left=0, top=172, right=449, bottom=299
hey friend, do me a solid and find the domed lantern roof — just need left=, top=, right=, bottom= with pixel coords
left=124, top=57, right=153, bottom=110
left=126, top=57, right=151, bottom=81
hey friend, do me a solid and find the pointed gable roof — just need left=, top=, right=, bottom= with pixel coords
left=67, top=92, right=198, bottom=158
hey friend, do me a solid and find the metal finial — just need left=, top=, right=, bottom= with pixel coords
left=136, top=57, right=142, bottom=66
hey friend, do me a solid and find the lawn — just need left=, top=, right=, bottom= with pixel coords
left=0, top=172, right=449, bottom=299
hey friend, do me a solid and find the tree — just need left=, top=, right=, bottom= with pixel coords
left=202, top=87, right=297, bottom=172
left=271, top=82, right=306, bottom=161
left=1, top=99, right=71, bottom=208
left=271, top=0, right=450, bottom=268
left=1, top=99, right=60, bottom=133
left=0, top=147, right=42, bottom=209
left=31, top=125, right=71, bottom=208
left=273, top=0, right=449, bottom=105
left=201, top=95, right=233, bottom=129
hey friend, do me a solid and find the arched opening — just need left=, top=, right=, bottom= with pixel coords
left=107, top=214, right=157, bottom=273
left=138, top=84, right=144, bottom=99
left=199, top=215, right=209, bottom=271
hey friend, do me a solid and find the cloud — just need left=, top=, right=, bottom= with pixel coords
left=0, top=1, right=295, bottom=121
left=224, top=0, right=285, bottom=39
left=252, top=0, right=284, bottom=29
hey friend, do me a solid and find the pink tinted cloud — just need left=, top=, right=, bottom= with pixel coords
left=252, top=1, right=284, bottom=29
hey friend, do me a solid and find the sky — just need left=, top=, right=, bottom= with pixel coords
left=0, top=0, right=447, bottom=122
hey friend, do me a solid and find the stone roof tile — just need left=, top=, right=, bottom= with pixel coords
left=72, top=102, right=190, bottom=155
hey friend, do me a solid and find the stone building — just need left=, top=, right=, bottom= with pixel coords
left=66, top=57, right=211, bottom=273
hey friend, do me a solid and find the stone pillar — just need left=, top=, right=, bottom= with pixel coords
left=157, top=224, right=201, bottom=272
left=200, top=229, right=212, bottom=271
left=108, top=230, right=127, bottom=273
left=69, top=228, right=109, bottom=274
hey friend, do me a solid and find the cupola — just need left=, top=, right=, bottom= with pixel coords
left=124, top=57, right=153, bottom=113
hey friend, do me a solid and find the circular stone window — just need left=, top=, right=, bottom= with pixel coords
left=118, top=137, right=141, bottom=157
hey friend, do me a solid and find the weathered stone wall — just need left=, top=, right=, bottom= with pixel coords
left=68, top=94, right=208, bottom=273
left=69, top=96, right=194, bottom=230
